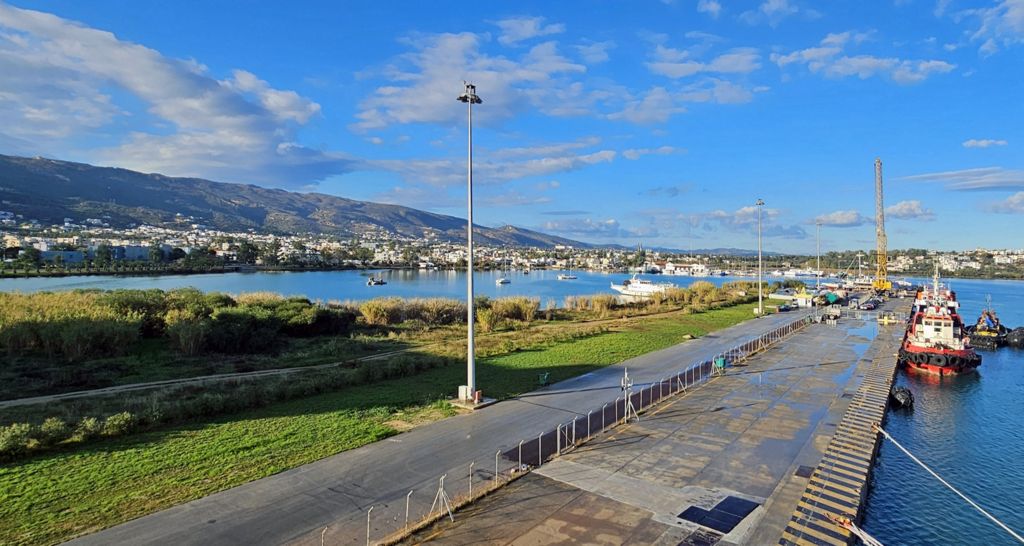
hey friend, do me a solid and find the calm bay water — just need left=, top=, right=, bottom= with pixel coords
left=0, top=269, right=742, bottom=304
left=863, top=278, right=1024, bottom=545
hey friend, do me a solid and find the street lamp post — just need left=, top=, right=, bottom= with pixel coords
left=756, top=198, right=764, bottom=316
left=815, top=220, right=821, bottom=290
left=457, top=82, right=482, bottom=403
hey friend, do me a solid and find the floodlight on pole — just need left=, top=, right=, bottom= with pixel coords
left=756, top=199, right=765, bottom=316
left=457, top=82, right=482, bottom=402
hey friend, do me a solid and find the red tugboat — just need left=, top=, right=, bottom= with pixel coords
left=898, top=268, right=981, bottom=376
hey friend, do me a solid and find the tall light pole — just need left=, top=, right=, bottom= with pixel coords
left=756, top=198, right=764, bottom=316
left=457, top=82, right=482, bottom=403
left=815, top=220, right=821, bottom=290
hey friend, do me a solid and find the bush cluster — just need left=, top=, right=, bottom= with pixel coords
left=0, top=289, right=356, bottom=360
left=0, top=291, right=141, bottom=362
left=0, top=354, right=456, bottom=462
left=359, top=298, right=467, bottom=327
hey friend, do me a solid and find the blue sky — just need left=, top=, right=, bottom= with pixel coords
left=1, top=0, right=1022, bottom=252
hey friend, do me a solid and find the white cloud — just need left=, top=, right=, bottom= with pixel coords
left=0, top=3, right=351, bottom=186
left=541, top=217, right=656, bottom=239
left=885, top=200, right=934, bottom=220
left=574, top=40, right=615, bottom=64
left=493, top=16, right=565, bottom=46
left=608, top=87, right=686, bottom=124
left=815, top=210, right=870, bottom=227
left=372, top=185, right=462, bottom=209
left=643, top=184, right=690, bottom=197
left=963, top=138, right=1008, bottom=148
left=740, top=0, right=818, bottom=26
left=623, top=145, right=679, bottom=160
left=962, top=0, right=1024, bottom=55
left=697, top=0, right=723, bottom=18
left=991, top=191, right=1024, bottom=213
left=771, top=31, right=955, bottom=84
left=371, top=147, right=616, bottom=187
left=352, top=33, right=589, bottom=131
left=479, top=190, right=552, bottom=207
left=907, top=167, right=1024, bottom=190
left=488, top=137, right=601, bottom=160
left=647, top=46, right=761, bottom=79
left=901, top=167, right=1024, bottom=190
left=678, top=79, right=756, bottom=104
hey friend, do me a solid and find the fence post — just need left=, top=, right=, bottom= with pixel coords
left=602, top=403, right=607, bottom=430
left=538, top=432, right=543, bottom=464
left=469, top=461, right=474, bottom=498
left=572, top=418, right=576, bottom=446
left=518, top=440, right=523, bottom=470
left=557, top=424, right=562, bottom=455
left=495, top=450, right=500, bottom=486
left=366, top=505, right=374, bottom=546
left=405, top=490, right=413, bottom=530
left=587, top=410, right=592, bottom=440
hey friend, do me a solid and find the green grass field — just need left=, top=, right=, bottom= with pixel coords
left=0, top=303, right=759, bottom=546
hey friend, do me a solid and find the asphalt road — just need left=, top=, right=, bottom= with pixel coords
left=67, top=310, right=807, bottom=546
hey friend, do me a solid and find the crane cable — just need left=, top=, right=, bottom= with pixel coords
left=874, top=424, right=1024, bottom=544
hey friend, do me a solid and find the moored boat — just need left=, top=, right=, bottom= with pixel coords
left=966, top=302, right=1008, bottom=350
left=366, top=276, right=386, bottom=286
left=610, top=274, right=675, bottom=298
left=898, top=269, right=980, bottom=376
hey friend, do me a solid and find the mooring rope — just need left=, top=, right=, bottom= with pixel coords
left=827, top=513, right=884, bottom=546
left=874, top=424, right=1024, bottom=544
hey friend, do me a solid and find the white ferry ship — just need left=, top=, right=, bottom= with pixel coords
left=610, top=275, right=675, bottom=297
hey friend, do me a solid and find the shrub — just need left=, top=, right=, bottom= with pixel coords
left=35, top=417, right=71, bottom=447
left=206, top=306, right=281, bottom=353
left=0, top=423, right=32, bottom=457
left=203, top=292, right=237, bottom=310
left=0, top=291, right=142, bottom=361
left=76, top=417, right=102, bottom=440
left=360, top=298, right=403, bottom=326
left=476, top=308, right=501, bottom=333
left=165, top=287, right=216, bottom=317
left=102, top=412, right=137, bottom=436
left=98, top=289, right=169, bottom=337
left=491, top=297, right=539, bottom=323
left=165, top=310, right=210, bottom=356
left=234, top=291, right=285, bottom=307
left=591, top=294, right=617, bottom=316
left=418, top=298, right=465, bottom=326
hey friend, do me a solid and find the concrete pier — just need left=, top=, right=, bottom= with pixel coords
left=402, top=309, right=903, bottom=545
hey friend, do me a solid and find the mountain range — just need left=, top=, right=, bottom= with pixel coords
left=0, top=154, right=586, bottom=248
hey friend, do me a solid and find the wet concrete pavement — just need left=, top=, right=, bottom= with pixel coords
left=403, top=307, right=902, bottom=545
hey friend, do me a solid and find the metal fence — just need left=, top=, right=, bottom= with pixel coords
left=362, top=313, right=814, bottom=545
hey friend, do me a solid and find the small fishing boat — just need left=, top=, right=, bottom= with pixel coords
left=557, top=273, right=577, bottom=280
left=366, top=276, right=386, bottom=286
